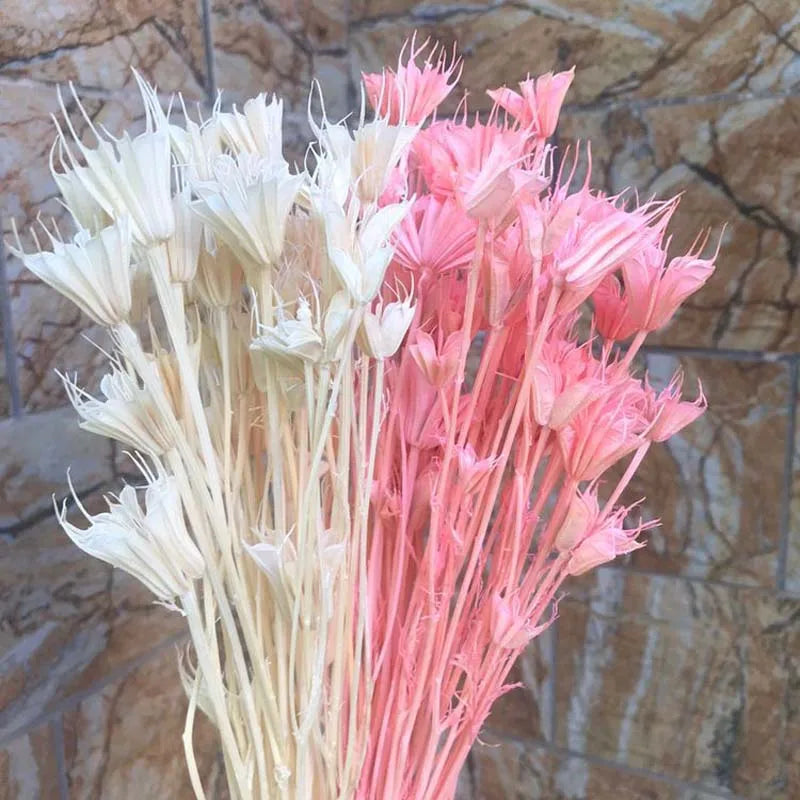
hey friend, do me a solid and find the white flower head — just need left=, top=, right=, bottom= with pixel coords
left=351, top=117, right=416, bottom=205
left=57, top=470, right=203, bottom=603
left=327, top=201, right=410, bottom=304
left=62, top=364, right=174, bottom=456
left=217, top=93, right=284, bottom=162
left=245, top=528, right=345, bottom=619
left=170, top=98, right=224, bottom=184
left=250, top=297, right=323, bottom=366
left=50, top=76, right=175, bottom=247
left=192, top=153, right=305, bottom=273
left=165, top=184, right=203, bottom=283
left=361, top=293, right=415, bottom=359
left=11, top=215, right=133, bottom=327
left=194, top=235, right=243, bottom=308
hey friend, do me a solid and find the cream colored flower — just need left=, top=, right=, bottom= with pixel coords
left=250, top=299, right=323, bottom=365
left=360, top=295, right=415, bottom=359
left=351, top=118, right=416, bottom=204
left=192, top=153, right=305, bottom=272
left=62, top=365, right=174, bottom=456
left=194, top=235, right=243, bottom=308
left=11, top=216, right=133, bottom=327
left=51, top=77, right=175, bottom=247
left=165, top=185, right=203, bottom=283
left=217, top=93, right=284, bottom=162
left=326, top=201, right=410, bottom=303
left=57, top=472, right=203, bottom=602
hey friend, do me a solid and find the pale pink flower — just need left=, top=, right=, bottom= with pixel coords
left=487, top=68, right=575, bottom=137
left=363, top=37, right=461, bottom=125
left=643, top=372, right=707, bottom=442
left=622, top=233, right=718, bottom=332
left=566, top=509, right=653, bottom=576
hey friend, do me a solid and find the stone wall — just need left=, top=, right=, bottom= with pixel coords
left=1, top=2, right=799, bottom=798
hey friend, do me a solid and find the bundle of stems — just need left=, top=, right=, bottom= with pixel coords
left=11, top=38, right=717, bottom=800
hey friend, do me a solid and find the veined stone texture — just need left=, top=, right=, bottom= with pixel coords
left=1, top=1, right=799, bottom=798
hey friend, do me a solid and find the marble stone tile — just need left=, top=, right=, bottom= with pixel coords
left=210, top=0, right=314, bottom=107
left=0, top=407, right=110, bottom=528
left=350, top=1, right=800, bottom=107
left=0, top=0, right=208, bottom=98
left=62, top=647, right=225, bottom=800
left=620, top=354, right=790, bottom=588
left=459, top=735, right=722, bottom=800
left=0, top=722, right=61, bottom=800
left=0, top=415, right=186, bottom=738
left=555, top=569, right=800, bottom=797
left=557, top=97, right=800, bottom=352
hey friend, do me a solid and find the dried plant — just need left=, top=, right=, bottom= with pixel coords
left=11, top=38, right=716, bottom=800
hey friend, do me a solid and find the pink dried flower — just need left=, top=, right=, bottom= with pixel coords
left=487, top=68, right=575, bottom=137
left=363, top=36, right=461, bottom=125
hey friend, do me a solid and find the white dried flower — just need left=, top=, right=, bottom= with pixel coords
left=245, top=529, right=345, bottom=619
left=51, top=76, right=175, bottom=247
left=11, top=216, right=133, bottom=327
left=57, top=472, right=204, bottom=603
left=194, top=236, right=243, bottom=308
left=351, top=118, right=415, bottom=204
left=165, top=185, right=203, bottom=283
left=192, top=153, right=304, bottom=272
left=361, top=295, right=415, bottom=359
left=217, top=93, right=284, bottom=162
left=250, top=299, right=323, bottom=366
left=62, top=365, right=174, bottom=456
left=327, top=201, right=410, bottom=304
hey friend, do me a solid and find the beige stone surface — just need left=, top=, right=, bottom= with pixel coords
left=555, top=569, right=800, bottom=797
left=0, top=723, right=61, bottom=800
left=558, top=97, right=800, bottom=351
left=350, top=1, right=800, bottom=106
left=0, top=0, right=208, bottom=97
left=0, top=407, right=110, bottom=527
left=210, top=0, right=314, bottom=106
left=456, top=735, right=722, bottom=800
left=62, top=647, right=225, bottom=799
left=622, top=354, right=790, bottom=586
left=787, top=368, right=800, bottom=595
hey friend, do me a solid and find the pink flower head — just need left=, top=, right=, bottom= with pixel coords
left=530, top=339, right=605, bottom=429
left=623, top=230, right=718, bottom=332
left=592, top=273, right=639, bottom=341
left=551, top=194, right=677, bottom=313
left=554, top=487, right=600, bottom=551
left=408, top=329, right=464, bottom=387
left=411, top=119, right=544, bottom=217
left=557, top=385, right=648, bottom=481
left=487, top=68, right=575, bottom=137
left=391, top=195, right=477, bottom=276
left=489, top=591, right=552, bottom=649
left=363, top=36, right=461, bottom=125
left=566, top=508, right=652, bottom=576
left=644, top=371, right=707, bottom=442
left=455, top=443, right=497, bottom=493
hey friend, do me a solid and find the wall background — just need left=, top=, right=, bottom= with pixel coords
left=1, top=1, right=799, bottom=798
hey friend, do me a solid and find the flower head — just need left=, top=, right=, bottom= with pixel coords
left=11, top=216, right=134, bottom=327
left=57, top=471, right=203, bottom=602
left=363, top=36, right=461, bottom=125
left=51, top=76, right=175, bottom=247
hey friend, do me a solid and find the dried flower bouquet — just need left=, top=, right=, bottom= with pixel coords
left=11, top=38, right=716, bottom=800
